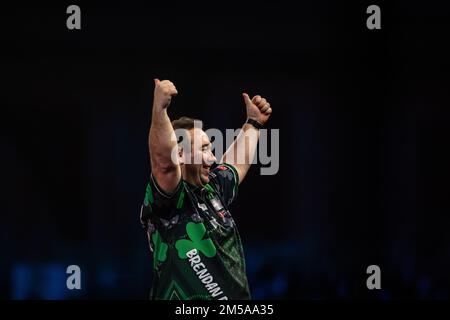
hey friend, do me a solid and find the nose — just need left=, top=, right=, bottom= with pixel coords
left=206, top=152, right=217, bottom=165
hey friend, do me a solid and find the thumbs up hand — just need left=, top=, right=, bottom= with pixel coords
left=153, top=79, right=178, bottom=111
left=242, top=93, right=272, bottom=126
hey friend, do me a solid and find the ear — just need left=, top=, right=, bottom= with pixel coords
left=178, top=145, right=185, bottom=165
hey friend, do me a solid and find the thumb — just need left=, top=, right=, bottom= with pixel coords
left=242, top=93, right=252, bottom=105
left=154, top=78, right=160, bottom=85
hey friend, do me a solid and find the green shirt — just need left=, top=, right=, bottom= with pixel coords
left=140, top=163, right=251, bottom=300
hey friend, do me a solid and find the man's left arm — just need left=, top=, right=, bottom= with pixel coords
left=220, top=93, right=272, bottom=184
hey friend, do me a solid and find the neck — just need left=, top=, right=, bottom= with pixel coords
left=181, top=165, right=204, bottom=188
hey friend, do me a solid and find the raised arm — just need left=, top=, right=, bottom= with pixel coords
left=149, top=79, right=181, bottom=193
left=221, top=93, right=272, bottom=184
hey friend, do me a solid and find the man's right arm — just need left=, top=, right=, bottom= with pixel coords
left=149, top=79, right=181, bottom=194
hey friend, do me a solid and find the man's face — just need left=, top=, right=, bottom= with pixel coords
left=183, top=128, right=217, bottom=186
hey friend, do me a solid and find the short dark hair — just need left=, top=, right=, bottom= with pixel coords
left=171, top=116, right=203, bottom=144
left=171, top=116, right=203, bottom=130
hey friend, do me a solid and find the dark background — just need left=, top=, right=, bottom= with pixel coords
left=1, top=1, right=449, bottom=299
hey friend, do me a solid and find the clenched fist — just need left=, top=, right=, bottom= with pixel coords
left=153, top=79, right=178, bottom=110
left=243, top=93, right=272, bottom=126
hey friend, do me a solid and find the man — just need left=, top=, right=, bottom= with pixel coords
left=140, top=79, right=272, bottom=300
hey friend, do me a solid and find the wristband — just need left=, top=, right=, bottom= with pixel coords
left=246, top=118, right=264, bottom=130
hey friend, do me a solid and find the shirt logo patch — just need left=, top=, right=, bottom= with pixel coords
left=198, top=203, right=208, bottom=211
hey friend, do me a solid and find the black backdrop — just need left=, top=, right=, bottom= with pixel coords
left=1, top=1, right=450, bottom=299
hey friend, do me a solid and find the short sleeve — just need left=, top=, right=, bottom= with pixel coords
left=141, top=174, right=184, bottom=221
left=209, top=163, right=239, bottom=206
